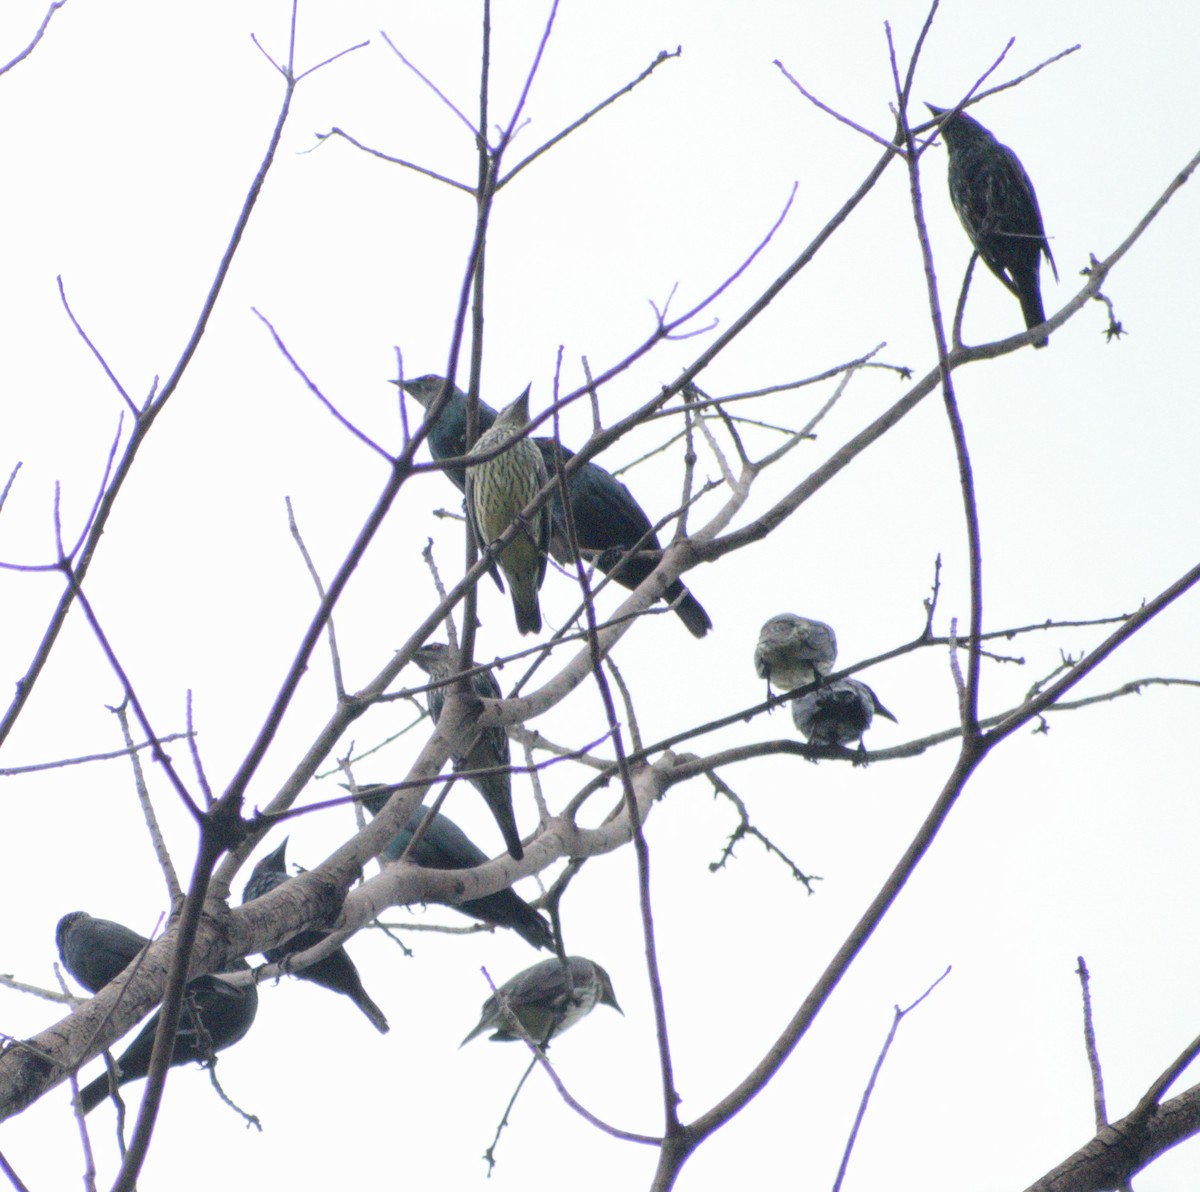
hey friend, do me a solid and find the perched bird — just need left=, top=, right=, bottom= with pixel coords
left=77, top=964, right=259, bottom=1114
left=56, top=911, right=150, bottom=993
left=927, top=103, right=1057, bottom=346
left=400, top=374, right=711, bottom=637
left=465, top=388, right=551, bottom=635
left=359, top=784, right=552, bottom=950
left=791, top=677, right=898, bottom=756
left=410, top=642, right=524, bottom=861
left=754, top=614, right=838, bottom=698
left=461, top=955, right=622, bottom=1047
left=242, top=839, right=389, bottom=1034
left=400, top=374, right=497, bottom=491
left=538, top=439, right=712, bottom=638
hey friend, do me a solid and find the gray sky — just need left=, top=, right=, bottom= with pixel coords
left=2, top=1, right=1199, bottom=1189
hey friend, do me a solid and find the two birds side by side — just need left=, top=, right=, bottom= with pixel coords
left=55, top=912, right=259, bottom=1114
left=400, top=375, right=711, bottom=639
left=753, top=613, right=896, bottom=756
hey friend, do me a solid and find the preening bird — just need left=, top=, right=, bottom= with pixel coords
left=242, top=839, right=389, bottom=1034
left=754, top=614, right=838, bottom=698
left=56, top=911, right=259, bottom=1114
left=461, top=955, right=622, bottom=1047
left=465, top=387, right=551, bottom=635
left=410, top=642, right=524, bottom=861
left=927, top=103, right=1057, bottom=346
left=359, top=783, right=552, bottom=950
left=400, top=375, right=711, bottom=637
left=791, top=677, right=897, bottom=757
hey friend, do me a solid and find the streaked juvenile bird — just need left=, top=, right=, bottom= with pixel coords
left=791, top=677, right=897, bottom=757
left=465, top=387, right=551, bottom=635
left=77, top=964, right=259, bottom=1114
left=400, top=375, right=711, bottom=637
left=359, top=784, right=552, bottom=949
left=411, top=642, right=524, bottom=861
left=56, top=911, right=150, bottom=993
left=242, top=839, right=389, bottom=1034
left=927, top=103, right=1057, bottom=346
left=461, top=955, right=622, bottom=1047
left=754, top=614, right=838, bottom=698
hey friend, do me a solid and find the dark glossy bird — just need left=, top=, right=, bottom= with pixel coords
left=465, top=388, right=551, bottom=635
left=461, top=955, right=622, bottom=1046
left=927, top=103, right=1057, bottom=346
left=242, top=839, right=389, bottom=1034
left=359, top=784, right=552, bottom=950
left=77, top=963, right=259, bottom=1114
left=538, top=438, right=712, bottom=638
left=400, top=375, right=711, bottom=637
left=400, top=374, right=498, bottom=491
left=411, top=642, right=524, bottom=861
left=754, top=614, right=837, bottom=699
left=56, top=912, right=150, bottom=993
left=791, top=677, right=897, bottom=758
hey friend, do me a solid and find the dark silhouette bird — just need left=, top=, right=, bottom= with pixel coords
left=359, top=784, right=552, bottom=950
left=927, top=103, right=1057, bottom=346
left=400, top=375, right=711, bottom=637
left=465, top=388, right=551, bottom=635
left=77, top=964, right=259, bottom=1114
left=791, top=677, right=897, bottom=758
left=754, top=614, right=837, bottom=699
left=242, top=839, right=389, bottom=1034
left=411, top=642, right=524, bottom=861
left=461, top=955, right=622, bottom=1046
left=56, top=911, right=150, bottom=993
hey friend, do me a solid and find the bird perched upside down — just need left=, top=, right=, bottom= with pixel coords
left=926, top=103, right=1057, bottom=346
left=242, top=839, right=389, bottom=1034
left=791, top=677, right=897, bottom=762
left=461, top=955, right=622, bottom=1047
left=754, top=614, right=838, bottom=700
left=400, top=375, right=711, bottom=637
left=465, top=387, right=551, bottom=635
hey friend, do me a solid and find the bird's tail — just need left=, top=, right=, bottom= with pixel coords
left=353, top=989, right=390, bottom=1035
left=510, top=585, right=542, bottom=636
left=480, top=786, right=525, bottom=861
left=1016, top=271, right=1049, bottom=348
left=665, top=580, right=712, bottom=638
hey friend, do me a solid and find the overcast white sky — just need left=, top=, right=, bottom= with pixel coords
left=1, top=1, right=1199, bottom=1189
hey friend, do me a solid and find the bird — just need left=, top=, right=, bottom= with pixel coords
left=754, top=614, right=838, bottom=699
left=791, top=677, right=897, bottom=757
left=56, top=911, right=151, bottom=993
left=465, top=387, right=551, bottom=635
left=359, top=784, right=552, bottom=950
left=410, top=641, right=524, bottom=861
left=77, top=965, right=259, bottom=1114
left=400, top=375, right=711, bottom=637
left=241, top=839, right=389, bottom=1034
left=461, top=955, right=622, bottom=1046
left=926, top=103, right=1057, bottom=346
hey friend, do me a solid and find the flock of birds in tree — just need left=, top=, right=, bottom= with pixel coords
left=53, top=101, right=1049, bottom=1115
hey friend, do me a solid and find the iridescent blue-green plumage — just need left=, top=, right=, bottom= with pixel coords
left=461, top=955, right=622, bottom=1046
left=56, top=912, right=259, bottom=1114
left=242, top=839, right=389, bottom=1033
left=927, top=104, right=1057, bottom=346
left=360, top=783, right=552, bottom=949
left=411, top=642, right=524, bottom=860
left=400, top=375, right=711, bottom=637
